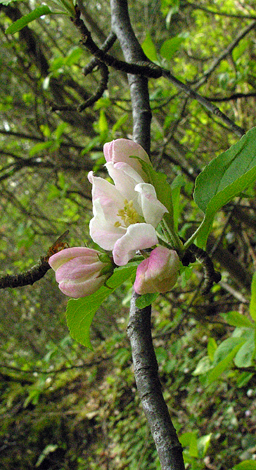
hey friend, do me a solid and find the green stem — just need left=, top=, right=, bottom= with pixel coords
left=183, top=217, right=206, bottom=250
left=161, top=216, right=183, bottom=254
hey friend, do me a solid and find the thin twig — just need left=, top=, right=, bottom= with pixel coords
left=161, top=69, right=245, bottom=137
left=185, top=1, right=256, bottom=20
left=71, top=6, right=245, bottom=137
left=0, top=231, right=69, bottom=289
left=193, top=21, right=256, bottom=88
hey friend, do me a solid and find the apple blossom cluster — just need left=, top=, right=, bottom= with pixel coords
left=49, top=139, right=180, bottom=298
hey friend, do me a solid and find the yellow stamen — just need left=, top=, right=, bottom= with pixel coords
left=116, top=199, right=142, bottom=227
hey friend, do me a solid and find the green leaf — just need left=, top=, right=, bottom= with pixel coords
left=193, top=356, right=212, bottom=376
left=221, top=311, right=254, bottom=328
left=65, top=46, right=83, bottom=66
left=207, top=337, right=217, bottom=362
left=141, top=32, right=158, bottom=62
left=171, top=175, right=185, bottom=231
left=207, top=341, right=245, bottom=384
left=213, top=337, right=245, bottom=365
left=194, top=127, right=256, bottom=246
left=0, top=0, right=18, bottom=5
left=135, top=293, right=159, bottom=309
left=66, top=264, right=137, bottom=348
left=160, top=36, right=185, bottom=61
left=98, top=109, right=108, bottom=137
left=179, top=432, right=198, bottom=457
left=197, top=434, right=212, bottom=458
left=29, top=141, right=54, bottom=156
left=112, top=114, right=128, bottom=135
left=35, top=445, right=58, bottom=468
left=232, top=461, right=256, bottom=470
left=234, top=331, right=255, bottom=368
left=250, top=272, right=256, bottom=321
left=236, top=372, right=254, bottom=388
left=54, top=122, right=68, bottom=140
left=6, top=6, right=52, bottom=34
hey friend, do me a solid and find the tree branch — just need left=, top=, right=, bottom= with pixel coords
left=72, top=5, right=244, bottom=137
left=185, top=1, right=256, bottom=20
left=0, top=231, right=69, bottom=289
left=193, top=20, right=256, bottom=88
left=110, top=1, right=185, bottom=468
left=127, top=296, right=185, bottom=470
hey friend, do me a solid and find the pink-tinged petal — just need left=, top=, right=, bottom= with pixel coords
left=106, top=162, right=144, bottom=204
left=135, top=183, right=168, bottom=226
left=134, top=246, right=180, bottom=295
left=103, top=139, right=151, bottom=179
left=59, top=276, right=106, bottom=298
left=89, top=199, right=125, bottom=250
left=88, top=171, right=125, bottom=217
left=55, top=257, right=103, bottom=283
left=49, top=247, right=100, bottom=271
left=49, top=246, right=114, bottom=298
left=113, top=223, right=158, bottom=266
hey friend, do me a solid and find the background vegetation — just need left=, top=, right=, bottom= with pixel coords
left=0, top=0, right=256, bottom=468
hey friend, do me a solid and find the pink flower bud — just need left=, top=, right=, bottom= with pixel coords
left=134, top=246, right=180, bottom=295
left=49, top=247, right=113, bottom=298
left=103, top=138, right=151, bottom=180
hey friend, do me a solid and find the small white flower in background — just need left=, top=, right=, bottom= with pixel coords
left=49, top=247, right=113, bottom=298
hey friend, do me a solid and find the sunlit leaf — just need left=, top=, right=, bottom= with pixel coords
left=135, top=293, right=159, bottom=309
left=234, top=331, right=255, bottom=368
left=6, top=6, right=52, bottom=34
left=160, top=36, right=185, bottom=60
left=29, top=141, right=54, bottom=156
left=197, top=434, right=212, bottom=458
left=221, top=311, right=254, bottom=328
left=207, top=341, right=244, bottom=384
left=194, top=127, right=256, bottom=246
left=232, top=461, right=256, bottom=470
left=141, top=32, right=158, bottom=62
left=207, top=337, right=217, bottom=362
left=250, top=272, right=256, bottom=321
left=65, top=46, right=84, bottom=66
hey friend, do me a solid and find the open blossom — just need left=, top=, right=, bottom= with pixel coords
left=49, top=247, right=113, bottom=298
left=88, top=147, right=167, bottom=266
left=134, top=246, right=180, bottom=295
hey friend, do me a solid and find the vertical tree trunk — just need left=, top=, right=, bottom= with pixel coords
left=110, top=1, right=185, bottom=468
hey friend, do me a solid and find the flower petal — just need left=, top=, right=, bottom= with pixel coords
left=55, top=257, right=102, bottom=283
left=103, top=139, right=151, bottom=179
left=89, top=198, right=125, bottom=250
left=49, top=247, right=99, bottom=271
left=88, top=171, right=125, bottom=217
left=59, top=276, right=106, bottom=298
left=113, top=223, right=158, bottom=266
left=134, top=246, right=180, bottom=294
left=106, top=162, right=144, bottom=204
left=135, top=183, right=168, bottom=226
